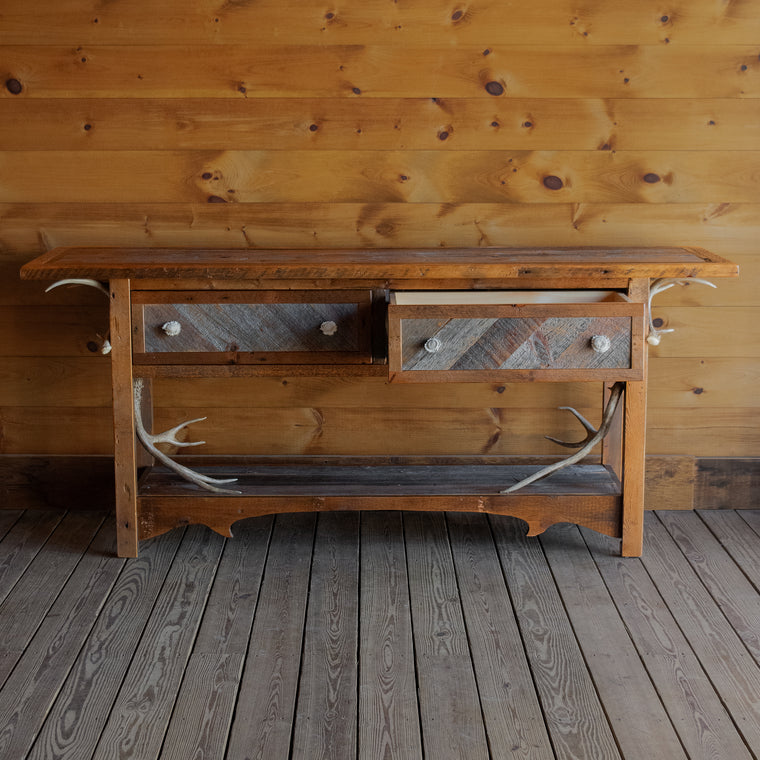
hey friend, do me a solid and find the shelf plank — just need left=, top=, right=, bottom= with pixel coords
left=136, top=462, right=623, bottom=544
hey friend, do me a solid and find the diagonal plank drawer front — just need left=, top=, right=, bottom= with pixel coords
left=133, top=290, right=372, bottom=364
left=388, top=295, right=645, bottom=382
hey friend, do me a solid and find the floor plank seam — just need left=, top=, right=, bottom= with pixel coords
left=401, top=512, right=426, bottom=760
left=153, top=526, right=228, bottom=760
left=577, top=525, right=692, bottom=760
left=82, top=525, right=187, bottom=760
left=215, top=516, right=277, bottom=760
left=538, top=528, right=630, bottom=760
left=486, top=514, right=560, bottom=760
left=443, top=513, right=493, bottom=760
left=642, top=512, right=760, bottom=759
left=286, top=513, right=319, bottom=760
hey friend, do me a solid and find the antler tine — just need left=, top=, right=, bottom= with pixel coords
left=133, top=378, right=240, bottom=493
left=150, top=417, right=208, bottom=447
left=502, top=382, right=624, bottom=494
left=648, top=277, right=716, bottom=345
left=545, top=406, right=598, bottom=448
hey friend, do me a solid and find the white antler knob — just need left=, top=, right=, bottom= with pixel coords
left=320, top=321, right=338, bottom=336
left=591, top=335, right=611, bottom=354
left=424, top=337, right=442, bottom=354
left=162, top=320, right=182, bottom=337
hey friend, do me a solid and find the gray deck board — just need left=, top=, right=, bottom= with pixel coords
left=405, top=512, right=490, bottom=760
left=359, top=512, right=422, bottom=760
left=491, top=516, right=622, bottom=760
left=93, top=526, right=225, bottom=760
left=28, top=529, right=183, bottom=760
left=0, top=508, right=758, bottom=760
left=541, top=523, right=688, bottom=759
left=641, top=513, right=760, bottom=754
left=292, top=513, right=360, bottom=760
left=582, top=525, right=754, bottom=760
left=447, top=512, right=553, bottom=759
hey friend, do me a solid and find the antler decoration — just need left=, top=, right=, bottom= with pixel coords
left=647, top=278, right=716, bottom=346
left=133, top=378, right=240, bottom=494
left=46, top=279, right=112, bottom=354
left=501, top=382, right=625, bottom=493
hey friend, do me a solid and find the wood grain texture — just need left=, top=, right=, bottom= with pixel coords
left=292, top=512, right=359, bottom=760
left=4, top=203, right=760, bottom=255
left=447, top=512, right=554, bottom=758
left=0, top=510, right=63, bottom=605
left=3, top=0, right=759, bottom=45
left=225, top=513, right=316, bottom=760
left=0, top=511, right=105, bottom=683
left=540, top=524, right=688, bottom=758
left=3, top=45, right=758, bottom=99
left=2, top=0, right=756, bottom=468
left=27, top=529, right=182, bottom=760
left=93, top=526, right=225, bottom=760
left=4, top=98, right=760, bottom=151
left=641, top=513, right=760, bottom=751
left=359, top=512, right=422, bottom=760
left=160, top=518, right=273, bottom=760
left=658, top=510, right=760, bottom=664
left=5, top=150, right=760, bottom=204
left=582, top=525, right=755, bottom=760
left=0, top=518, right=120, bottom=760
left=490, top=516, right=622, bottom=759
left=404, top=512, right=490, bottom=760
left=21, top=246, right=733, bottom=282
left=2, top=205, right=760, bottom=264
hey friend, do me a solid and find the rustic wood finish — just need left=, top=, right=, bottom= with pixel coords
left=18, top=246, right=737, bottom=556
left=5, top=0, right=755, bottom=518
left=1, top=508, right=760, bottom=759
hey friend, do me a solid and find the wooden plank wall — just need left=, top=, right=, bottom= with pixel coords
left=1, top=1, right=758, bottom=503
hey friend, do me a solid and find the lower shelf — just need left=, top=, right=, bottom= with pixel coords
left=137, top=461, right=623, bottom=543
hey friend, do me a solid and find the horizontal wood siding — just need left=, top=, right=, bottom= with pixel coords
left=2, top=0, right=758, bottom=481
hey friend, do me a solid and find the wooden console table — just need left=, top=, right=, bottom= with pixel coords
left=21, top=246, right=737, bottom=557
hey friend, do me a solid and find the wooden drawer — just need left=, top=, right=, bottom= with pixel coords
left=132, top=290, right=372, bottom=364
left=388, top=291, right=645, bottom=382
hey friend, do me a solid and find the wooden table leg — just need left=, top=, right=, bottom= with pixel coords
left=110, top=279, right=139, bottom=557
left=621, top=380, right=647, bottom=557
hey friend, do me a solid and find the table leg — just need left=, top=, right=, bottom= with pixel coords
left=110, top=279, right=139, bottom=557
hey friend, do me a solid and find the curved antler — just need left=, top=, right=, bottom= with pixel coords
left=133, top=378, right=240, bottom=494
left=45, top=278, right=112, bottom=354
left=501, top=382, right=624, bottom=493
left=647, top=278, right=716, bottom=346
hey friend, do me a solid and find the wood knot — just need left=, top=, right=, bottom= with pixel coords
left=643, top=173, right=661, bottom=183
left=5, top=78, right=22, bottom=95
left=207, top=195, right=227, bottom=203
left=543, top=175, right=563, bottom=190
left=485, top=81, right=504, bottom=96
left=451, top=9, right=464, bottom=21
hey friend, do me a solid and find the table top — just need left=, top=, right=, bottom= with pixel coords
left=20, top=246, right=738, bottom=282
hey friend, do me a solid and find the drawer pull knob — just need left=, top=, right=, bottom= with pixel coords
left=424, top=337, right=442, bottom=354
left=320, top=320, right=338, bottom=336
left=162, top=320, right=182, bottom=337
left=591, top=335, right=611, bottom=353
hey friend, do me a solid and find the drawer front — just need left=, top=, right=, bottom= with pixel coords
left=133, top=291, right=372, bottom=364
left=388, top=301, right=645, bottom=381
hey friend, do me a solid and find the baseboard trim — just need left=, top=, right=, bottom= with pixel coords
left=1, top=455, right=757, bottom=512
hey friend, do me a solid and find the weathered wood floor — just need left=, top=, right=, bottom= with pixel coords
left=0, top=509, right=759, bottom=760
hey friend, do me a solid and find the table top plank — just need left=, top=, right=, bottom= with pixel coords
left=20, top=246, right=738, bottom=282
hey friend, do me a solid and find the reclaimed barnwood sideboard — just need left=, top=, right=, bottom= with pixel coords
left=21, top=247, right=738, bottom=557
